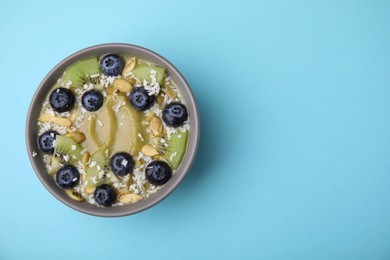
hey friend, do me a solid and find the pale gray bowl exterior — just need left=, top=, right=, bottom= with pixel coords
left=26, top=43, right=200, bottom=217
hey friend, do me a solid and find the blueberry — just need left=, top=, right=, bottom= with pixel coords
left=82, top=90, right=104, bottom=111
left=56, top=165, right=80, bottom=189
left=49, top=88, right=75, bottom=112
left=100, top=54, right=123, bottom=76
left=38, top=130, right=58, bottom=154
left=129, top=87, right=155, bottom=111
left=145, top=160, right=172, bottom=186
left=94, top=184, right=117, bottom=207
left=110, top=152, right=135, bottom=177
left=162, top=102, right=188, bottom=127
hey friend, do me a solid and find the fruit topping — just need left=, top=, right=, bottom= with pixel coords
left=162, top=102, right=188, bottom=127
left=82, top=90, right=104, bottom=112
left=145, top=160, right=172, bottom=185
left=129, top=87, right=155, bottom=111
left=94, top=184, right=117, bottom=206
left=38, top=130, right=58, bottom=154
left=110, top=152, right=135, bottom=177
left=49, top=88, right=75, bottom=112
left=100, top=54, right=123, bottom=76
left=56, top=165, right=80, bottom=189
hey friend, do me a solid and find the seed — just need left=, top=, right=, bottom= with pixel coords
left=149, top=116, right=163, bottom=136
left=119, top=193, right=143, bottom=204
left=107, top=79, right=133, bottom=94
left=50, top=116, right=72, bottom=127
left=65, top=190, right=83, bottom=201
left=141, top=144, right=159, bottom=157
left=38, top=114, right=51, bottom=122
left=65, top=132, right=86, bottom=143
left=122, top=57, right=137, bottom=76
left=83, top=152, right=90, bottom=169
left=166, top=87, right=177, bottom=99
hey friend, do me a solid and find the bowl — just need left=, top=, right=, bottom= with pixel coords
left=26, top=43, right=200, bottom=217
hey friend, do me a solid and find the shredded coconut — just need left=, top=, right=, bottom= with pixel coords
left=89, top=161, right=97, bottom=167
left=169, top=152, right=177, bottom=162
left=97, top=119, right=103, bottom=127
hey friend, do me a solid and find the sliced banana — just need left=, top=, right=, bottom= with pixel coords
left=119, top=193, right=143, bottom=204
left=141, top=144, right=159, bottom=157
left=66, top=190, right=84, bottom=202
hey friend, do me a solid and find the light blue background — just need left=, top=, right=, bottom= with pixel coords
left=0, top=0, right=389, bottom=259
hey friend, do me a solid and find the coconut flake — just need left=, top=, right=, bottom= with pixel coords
left=89, top=161, right=97, bottom=167
left=169, top=152, right=177, bottom=162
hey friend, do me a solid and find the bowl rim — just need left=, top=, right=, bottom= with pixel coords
left=26, top=43, right=200, bottom=217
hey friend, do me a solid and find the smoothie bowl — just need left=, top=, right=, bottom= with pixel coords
left=26, top=43, right=199, bottom=217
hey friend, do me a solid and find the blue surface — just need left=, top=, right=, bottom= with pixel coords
left=1, top=0, right=389, bottom=259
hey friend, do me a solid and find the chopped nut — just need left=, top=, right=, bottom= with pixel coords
left=117, top=189, right=128, bottom=196
left=153, top=155, right=166, bottom=161
left=122, top=57, right=136, bottom=76
left=136, top=160, right=143, bottom=167
left=119, top=193, right=143, bottom=204
left=141, top=144, right=159, bottom=157
left=145, top=111, right=154, bottom=120
left=166, top=87, right=177, bottom=99
left=65, top=132, right=86, bottom=143
left=69, top=111, right=78, bottom=122
left=38, top=114, right=51, bottom=122
left=83, top=152, right=90, bottom=169
left=157, top=95, right=164, bottom=105
left=128, top=78, right=136, bottom=85
left=81, top=172, right=86, bottom=182
left=85, top=186, right=95, bottom=195
left=107, top=79, right=133, bottom=94
left=149, top=116, right=163, bottom=136
left=66, top=190, right=84, bottom=202
left=50, top=116, right=72, bottom=127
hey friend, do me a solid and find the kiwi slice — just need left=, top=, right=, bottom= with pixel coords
left=132, top=66, right=166, bottom=85
left=164, top=131, right=188, bottom=170
left=62, top=57, right=100, bottom=88
left=85, top=150, right=120, bottom=189
left=54, top=135, right=82, bottom=165
left=47, top=155, right=62, bottom=176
